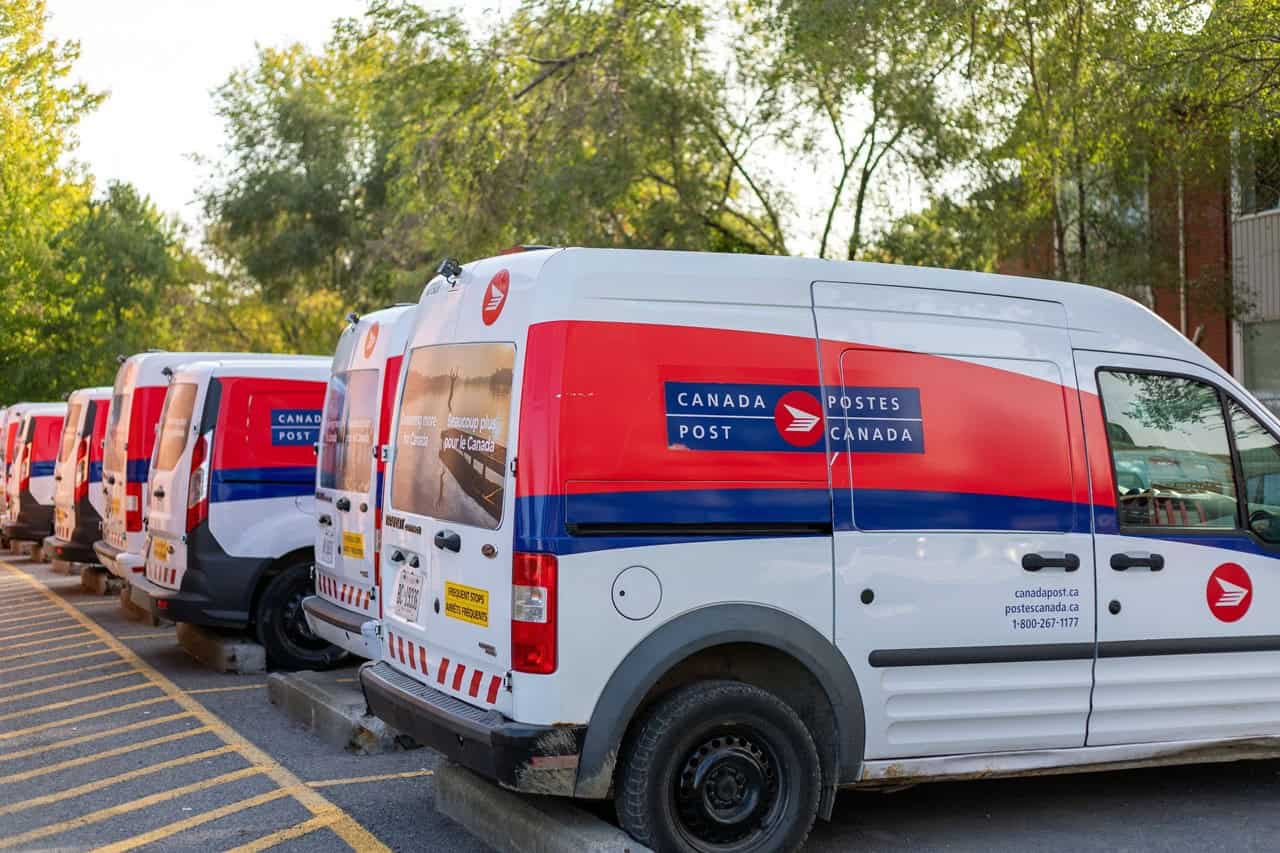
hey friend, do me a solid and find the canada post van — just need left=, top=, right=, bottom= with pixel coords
left=95, top=351, right=305, bottom=581
left=43, top=387, right=112, bottom=564
left=129, top=357, right=341, bottom=669
left=3, top=403, right=68, bottom=551
left=360, top=248, right=1280, bottom=852
left=0, top=403, right=30, bottom=541
left=303, top=305, right=416, bottom=659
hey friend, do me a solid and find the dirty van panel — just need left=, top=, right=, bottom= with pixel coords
left=145, top=381, right=203, bottom=588
left=385, top=341, right=518, bottom=696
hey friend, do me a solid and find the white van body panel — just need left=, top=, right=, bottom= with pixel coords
left=17, top=403, right=68, bottom=508
left=369, top=247, right=1280, bottom=791
left=53, top=387, right=111, bottom=544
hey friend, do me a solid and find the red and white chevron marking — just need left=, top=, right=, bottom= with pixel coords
left=147, top=562, right=180, bottom=589
left=316, top=571, right=375, bottom=614
left=385, top=629, right=504, bottom=706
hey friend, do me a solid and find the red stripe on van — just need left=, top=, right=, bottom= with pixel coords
left=437, top=659, right=449, bottom=685
left=418, top=646, right=428, bottom=676
left=486, top=675, right=501, bottom=704
left=452, top=665, right=465, bottom=692
left=397, top=635, right=406, bottom=664
left=406, top=640, right=416, bottom=670
left=468, top=670, right=483, bottom=698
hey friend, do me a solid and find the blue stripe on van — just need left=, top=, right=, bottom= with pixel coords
left=832, top=489, right=1084, bottom=534
left=126, top=459, right=150, bottom=482
left=211, top=466, right=316, bottom=503
left=88, top=461, right=103, bottom=483
left=30, top=461, right=55, bottom=477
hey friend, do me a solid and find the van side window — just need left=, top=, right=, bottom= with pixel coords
left=1097, top=370, right=1238, bottom=529
left=1228, top=400, right=1280, bottom=543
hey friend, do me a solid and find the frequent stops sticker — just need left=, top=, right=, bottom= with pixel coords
left=1207, top=562, right=1252, bottom=622
left=481, top=270, right=509, bottom=325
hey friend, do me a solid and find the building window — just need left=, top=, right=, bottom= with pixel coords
left=1245, top=320, right=1280, bottom=416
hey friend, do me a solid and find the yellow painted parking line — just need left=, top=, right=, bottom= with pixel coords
left=0, top=669, right=140, bottom=705
left=0, top=712, right=195, bottom=763
left=0, top=647, right=113, bottom=677
left=115, top=632, right=174, bottom=641
left=0, top=681, right=155, bottom=723
left=94, top=785, right=297, bottom=853
left=0, top=629, right=90, bottom=651
left=0, top=726, right=211, bottom=786
left=186, top=684, right=266, bottom=695
left=0, top=695, right=170, bottom=742
left=0, top=559, right=390, bottom=853
left=73, top=599, right=119, bottom=607
left=0, top=765, right=263, bottom=850
left=0, top=623, right=86, bottom=642
left=0, top=744, right=236, bottom=816
left=307, top=769, right=435, bottom=788
left=223, top=809, right=341, bottom=853
left=0, top=637, right=102, bottom=664
left=0, top=608, right=63, bottom=628
left=0, top=659, right=129, bottom=693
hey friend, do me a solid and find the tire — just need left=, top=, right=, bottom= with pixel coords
left=616, top=680, right=821, bottom=853
left=254, top=561, right=346, bottom=670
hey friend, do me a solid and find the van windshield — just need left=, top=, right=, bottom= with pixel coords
left=57, top=403, right=84, bottom=462
left=319, top=369, right=379, bottom=493
left=390, top=343, right=515, bottom=529
left=154, top=383, right=198, bottom=472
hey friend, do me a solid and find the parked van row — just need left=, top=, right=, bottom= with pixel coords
left=8, top=247, right=1280, bottom=852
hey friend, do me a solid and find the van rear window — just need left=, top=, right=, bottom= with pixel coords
left=319, top=369, right=379, bottom=493
left=390, top=343, right=515, bottom=529
left=57, top=403, right=84, bottom=462
left=154, top=383, right=198, bottom=472
left=105, top=393, right=127, bottom=471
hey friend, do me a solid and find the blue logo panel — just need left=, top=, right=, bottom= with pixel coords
left=663, top=382, right=924, bottom=454
left=271, top=409, right=322, bottom=446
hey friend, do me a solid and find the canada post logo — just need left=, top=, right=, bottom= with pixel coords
left=664, top=382, right=923, bottom=453
left=271, top=409, right=322, bottom=446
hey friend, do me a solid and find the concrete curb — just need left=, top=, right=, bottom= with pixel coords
left=267, top=670, right=412, bottom=754
left=176, top=622, right=266, bottom=673
left=79, top=565, right=122, bottom=595
left=436, top=763, right=651, bottom=853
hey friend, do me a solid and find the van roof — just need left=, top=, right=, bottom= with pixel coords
left=66, top=386, right=112, bottom=402
left=169, top=357, right=330, bottom=383
left=461, top=248, right=1204, bottom=371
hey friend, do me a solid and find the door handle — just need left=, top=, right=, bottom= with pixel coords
left=318, top=514, right=333, bottom=527
left=1022, top=552, right=1081, bottom=572
left=153, top=487, right=165, bottom=499
left=335, top=497, right=351, bottom=511
left=53, top=475, right=61, bottom=481
left=434, top=529, right=461, bottom=553
left=1111, top=552, right=1164, bottom=571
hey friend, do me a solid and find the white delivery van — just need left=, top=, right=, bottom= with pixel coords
left=360, top=248, right=1280, bottom=852
left=43, top=387, right=112, bottom=564
left=0, top=403, right=29, bottom=541
left=128, top=357, right=342, bottom=669
left=3, top=402, right=68, bottom=553
left=303, top=304, right=416, bottom=659
left=95, top=351, right=306, bottom=582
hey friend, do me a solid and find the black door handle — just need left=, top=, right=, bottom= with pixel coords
left=1111, top=552, right=1165, bottom=571
left=317, top=514, right=333, bottom=527
left=434, top=530, right=461, bottom=553
left=1022, top=552, right=1081, bottom=572
left=153, top=487, right=165, bottom=499
left=53, top=475, right=61, bottom=481
left=335, top=497, right=351, bottom=511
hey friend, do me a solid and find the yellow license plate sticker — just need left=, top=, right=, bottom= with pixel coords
left=153, top=538, right=171, bottom=561
left=341, top=531, right=365, bottom=559
left=110, top=497, right=121, bottom=516
left=444, top=581, right=489, bottom=628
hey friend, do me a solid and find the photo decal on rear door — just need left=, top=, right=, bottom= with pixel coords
left=392, top=343, right=515, bottom=529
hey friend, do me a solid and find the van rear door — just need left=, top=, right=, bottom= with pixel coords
left=145, top=380, right=204, bottom=587
left=53, top=401, right=84, bottom=540
left=382, top=260, right=530, bottom=710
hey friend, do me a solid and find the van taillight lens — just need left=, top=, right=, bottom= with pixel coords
left=74, top=438, right=89, bottom=501
left=512, top=552, right=557, bottom=675
left=125, top=480, right=143, bottom=532
left=186, top=434, right=209, bottom=532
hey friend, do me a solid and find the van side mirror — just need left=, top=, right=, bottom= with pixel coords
left=1250, top=509, right=1280, bottom=543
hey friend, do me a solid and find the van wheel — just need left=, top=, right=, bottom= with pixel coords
left=616, top=680, right=821, bottom=853
left=255, top=562, right=345, bottom=670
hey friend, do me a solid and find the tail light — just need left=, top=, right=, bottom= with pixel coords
left=186, top=434, right=210, bottom=532
left=512, top=552, right=557, bottom=674
left=125, top=480, right=143, bottom=532
left=74, top=437, right=89, bottom=501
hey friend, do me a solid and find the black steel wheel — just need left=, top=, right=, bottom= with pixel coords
left=255, top=561, right=345, bottom=670
left=617, top=680, right=821, bottom=853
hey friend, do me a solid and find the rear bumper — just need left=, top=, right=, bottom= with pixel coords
left=360, top=660, right=587, bottom=796
left=3, top=502, right=54, bottom=542
left=302, top=595, right=379, bottom=659
left=94, top=540, right=144, bottom=579
left=42, top=535, right=98, bottom=565
left=128, top=571, right=248, bottom=629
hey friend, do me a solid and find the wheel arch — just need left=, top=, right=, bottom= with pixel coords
left=573, top=604, right=865, bottom=804
left=247, top=545, right=314, bottom=625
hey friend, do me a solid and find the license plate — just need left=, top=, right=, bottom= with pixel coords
left=341, top=531, right=365, bottom=560
left=152, top=538, right=172, bottom=561
left=393, top=566, right=424, bottom=623
left=444, top=581, right=490, bottom=628
left=318, top=530, right=336, bottom=565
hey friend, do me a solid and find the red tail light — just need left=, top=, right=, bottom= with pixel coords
left=511, top=552, right=557, bottom=674
left=186, top=434, right=209, bottom=532
left=73, top=438, right=89, bottom=502
left=125, top=480, right=143, bottom=532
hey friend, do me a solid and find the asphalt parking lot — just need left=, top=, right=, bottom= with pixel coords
left=8, top=551, right=1280, bottom=853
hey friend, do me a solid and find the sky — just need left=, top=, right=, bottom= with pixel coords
left=45, top=0, right=377, bottom=230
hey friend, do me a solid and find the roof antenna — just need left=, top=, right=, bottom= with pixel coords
left=436, top=257, right=462, bottom=284
left=116, top=354, right=128, bottom=365
left=346, top=311, right=360, bottom=326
